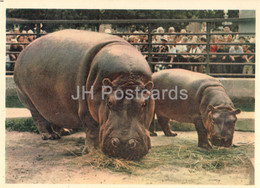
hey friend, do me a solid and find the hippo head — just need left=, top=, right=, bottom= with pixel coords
left=206, top=105, right=241, bottom=147
left=98, top=77, right=154, bottom=160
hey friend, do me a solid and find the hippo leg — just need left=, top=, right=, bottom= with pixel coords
left=52, top=126, right=74, bottom=136
left=157, top=116, right=177, bottom=137
left=17, top=89, right=60, bottom=140
left=194, top=119, right=212, bottom=149
left=31, top=111, right=61, bottom=140
left=81, top=114, right=100, bottom=154
left=149, top=116, right=157, bottom=136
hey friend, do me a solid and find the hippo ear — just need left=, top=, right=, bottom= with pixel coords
left=208, top=105, right=216, bottom=112
left=144, top=81, right=154, bottom=92
left=233, top=109, right=241, bottom=115
left=102, top=78, right=113, bottom=87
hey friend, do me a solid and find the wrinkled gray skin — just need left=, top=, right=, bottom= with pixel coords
left=14, top=30, right=155, bottom=160
left=149, top=69, right=240, bottom=149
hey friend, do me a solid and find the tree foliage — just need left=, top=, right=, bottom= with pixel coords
left=6, top=9, right=239, bottom=32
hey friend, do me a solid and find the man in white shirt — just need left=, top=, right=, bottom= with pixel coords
left=229, top=40, right=244, bottom=73
left=176, top=37, right=189, bottom=69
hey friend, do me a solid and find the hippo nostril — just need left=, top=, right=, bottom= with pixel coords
left=111, top=138, right=120, bottom=148
left=128, top=139, right=137, bottom=149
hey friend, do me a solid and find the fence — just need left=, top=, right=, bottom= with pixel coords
left=6, top=18, right=255, bottom=77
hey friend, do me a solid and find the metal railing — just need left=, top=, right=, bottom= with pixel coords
left=6, top=18, right=255, bottom=77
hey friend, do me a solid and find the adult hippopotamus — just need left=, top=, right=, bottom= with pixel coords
left=14, top=29, right=154, bottom=160
left=149, top=69, right=240, bottom=149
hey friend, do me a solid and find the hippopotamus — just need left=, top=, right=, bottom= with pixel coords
left=149, top=69, right=240, bottom=149
left=14, top=29, right=155, bottom=160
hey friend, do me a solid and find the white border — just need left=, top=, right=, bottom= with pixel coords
left=1, top=1, right=259, bottom=188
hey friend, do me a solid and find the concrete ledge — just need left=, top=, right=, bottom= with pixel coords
left=7, top=76, right=255, bottom=100
left=218, top=78, right=255, bottom=99
left=6, top=76, right=17, bottom=97
left=6, top=108, right=255, bottom=132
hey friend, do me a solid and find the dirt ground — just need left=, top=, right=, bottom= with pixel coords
left=5, top=130, right=254, bottom=184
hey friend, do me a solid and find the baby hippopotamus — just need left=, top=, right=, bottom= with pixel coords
left=149, top=69, right=241, bottom=149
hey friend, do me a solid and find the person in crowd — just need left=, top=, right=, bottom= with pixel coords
left=224, top=26, right=231, bottom=33
left=176, top=28, right=187, bottom=43
left=248, top=38, right=256, bottom=74
left=242, top=45, right=254, bottom=75
left=168, top=39, right=177, bottom=67
left=13, top=28, right=20, bottom=39
left=27, top=30, right=35, bottom=43
left=139, top=31, right=149, bottom=61
left=140, top=43, right=148, bottom=61
left=138, top=31, right=147, bottom=52
left=21, top=30, right=27, bottom=40
left=151, top=29, right=160, bottom=63
left=200, top=27, right=206, bottom=36
left=212, top=37, right=230, bottom=73
left=176, top=36, right=189, bottom=69
left=128, top=35, right=135, bottom=43
left=188, top=36, right=204, bottom=72
left=156, top=26, right=165, bottom=44
left=249, top=37, right=255, bottom=44
left=6, top=45, right=12, bottom=72
left=133, top=35, right=141, bottom=51
left=16, top=35, right=25, bottom=50
left=239, top=36, right=246, bottom=44
left=8, top=39, right=23, bottom=71
left=224, top=26, right=232, bottom=33
left=210, top=35, right=218, bottom=62
left=151, top=28, right=158, bottom=42
left=6, top=32, right=13, bottom=51
left=21, top=30, right=30, bottom=48
left=154, top=37, right=170, bottom=72
left=223, top=26, right=232, bottom=41
left=225, top=34, right=233, bottom=43
left=122, top=35, right=128, bottom=41
left=157, top=37, right=170, bottom=62
left=187, top=31, right=194, bottom=42
left=167, top=27, right=176, bottom=42
left=9, top=38, right=23, bottom=61
left=104, top=28, right=112, bottom=34
left=140, top=29, right=149, bottom=60
left=229, top=40, right=244, bottom=73
left=199, top=37, right=207, bottom=53
left=139, top=31, right=147, bottom=43
left=166, top=28, right=177, bottom=67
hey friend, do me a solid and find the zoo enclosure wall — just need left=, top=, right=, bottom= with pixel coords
left=6, top=18, right=255, bottom=78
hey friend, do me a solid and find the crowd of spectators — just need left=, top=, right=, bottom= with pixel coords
left=6, top=25, right=255, bottom=76
left=115, top=25, right=255, bottom=75
left=6, top=28, right=46, bottom=72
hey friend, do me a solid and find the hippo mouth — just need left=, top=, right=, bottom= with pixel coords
left=210, top=137, right=233, bottom=147
left=101, top=136, right=150, bottom=160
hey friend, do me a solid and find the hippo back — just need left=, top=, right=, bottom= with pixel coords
left=14, top=30, right=151, bottom=128
left=152, top=69, right=224, bottom=122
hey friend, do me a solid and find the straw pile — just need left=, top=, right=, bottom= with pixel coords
left=71, top=142, right=253, bottom=174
